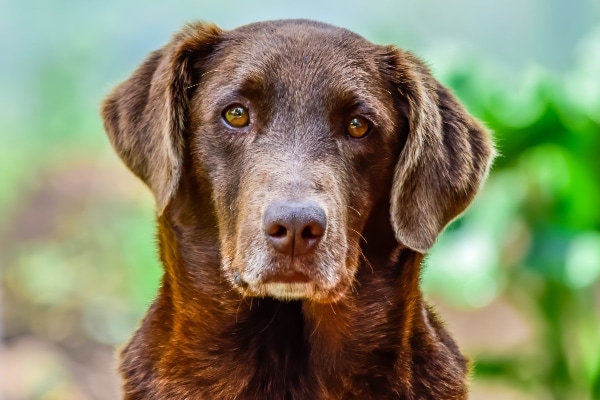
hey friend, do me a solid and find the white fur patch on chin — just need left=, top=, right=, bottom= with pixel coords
left=263, top=282, right=315, bottom=300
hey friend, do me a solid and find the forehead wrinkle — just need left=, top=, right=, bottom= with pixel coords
left=228, top=31, right=366, bottom=84
left=207, top=32, right=394, bottom=126
left=320, top=59, right=395, bottom=129
left=217, top=21, right=383, bottom=87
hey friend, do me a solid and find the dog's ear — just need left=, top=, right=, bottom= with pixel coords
left=101, top=22, right=222, bottom=213
left=381, top=48, right=496, bottom=253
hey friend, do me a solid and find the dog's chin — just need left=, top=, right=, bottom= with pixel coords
left=238, top=281, right=347, bottom=304
left=226, top=255, right=355, bottom=303
left=262, top=282, right=315, bottom=301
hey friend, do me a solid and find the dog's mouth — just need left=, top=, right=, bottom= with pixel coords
left=255, top=270, right=316, bottom=301
left=263, top=270, right=311, bottom=284
left=231, top=270, right=324, bottom=301
left=233, top=270, right=311, bottom=287
left=229, top=257, right=350, bottom=302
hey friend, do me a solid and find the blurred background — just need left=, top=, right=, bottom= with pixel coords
left=1, top=0, right=599, bottom=399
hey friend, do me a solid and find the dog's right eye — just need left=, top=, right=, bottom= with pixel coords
left=346, top=116, right=371, bottom=138
left=223, top=105, right=250, bottom=128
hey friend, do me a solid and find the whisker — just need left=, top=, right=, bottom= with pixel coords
left=223, top=286, right=239, bottom=295
left=310, top=315, right=322, bottom=339
left=347, top=205, right=362, bottom=217
left=258, top=304, right=279, bottom=334
left=359, top=247, right=374, bottom=273
left=385, top=295, right=393, bottom=307
left=329, top=303, right=337, bottom=316
left=350, top=228, right=367, bottom=244
left=236, top=296, right=245, bottom=322
left=235, top=292, right=253, bottom=322
left=185, top=69, right=222, bottom=89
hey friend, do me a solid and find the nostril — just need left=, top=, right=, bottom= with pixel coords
left=301, top=223, right=325, bottom=240
left=268, top=224, right=288, bottom=238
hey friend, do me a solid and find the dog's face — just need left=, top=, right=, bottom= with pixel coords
left=102, top=20, right=495, bottom=303
left=188, top=23, right=404, bottom=301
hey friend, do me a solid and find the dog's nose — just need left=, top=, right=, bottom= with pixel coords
left=263, top=200, right=327, bottom=256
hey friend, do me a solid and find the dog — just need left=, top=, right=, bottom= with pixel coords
left=102, top=19, right=495, bottom=399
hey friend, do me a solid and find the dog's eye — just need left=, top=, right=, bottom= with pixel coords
left=223, top=105, right=250, bottom=128
left=347, top=116, right=371, bottom=138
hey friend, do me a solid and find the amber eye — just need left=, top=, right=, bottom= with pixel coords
left=223, top=104, right=250, bottom=127
left=347, top=116, right=371, bottom=138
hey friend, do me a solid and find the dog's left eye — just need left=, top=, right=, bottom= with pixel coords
left=223, top=104, right=250, bottom=128
left=347, top=116, right=371, bottom=138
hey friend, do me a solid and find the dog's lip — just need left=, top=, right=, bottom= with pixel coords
left=262, top=271, right=311, bottom=284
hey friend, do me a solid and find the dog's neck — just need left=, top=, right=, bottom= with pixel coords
left=118, top=195, right=467, bottom=399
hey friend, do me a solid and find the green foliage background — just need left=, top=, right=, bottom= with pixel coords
left=1, top=1, right=599, bottom=399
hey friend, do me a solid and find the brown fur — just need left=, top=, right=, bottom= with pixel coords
left=102, top=19, right=495, bottom=399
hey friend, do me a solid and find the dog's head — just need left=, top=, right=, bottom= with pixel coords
left=102, top=20, right=495, bottom=303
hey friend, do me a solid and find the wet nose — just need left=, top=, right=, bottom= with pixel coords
left=263, top=200, right=327, bottom=257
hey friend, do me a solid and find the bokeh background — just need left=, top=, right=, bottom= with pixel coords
left=1, top=0, right=599, bottom=399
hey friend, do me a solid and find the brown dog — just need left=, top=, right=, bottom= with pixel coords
left=102, top=19, right=495, bottom=399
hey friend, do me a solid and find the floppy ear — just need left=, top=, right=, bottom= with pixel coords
left=383, top=49, right=496, bottom=253
left=101, top=22, right=223, bottom=213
